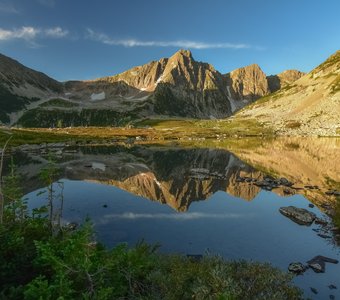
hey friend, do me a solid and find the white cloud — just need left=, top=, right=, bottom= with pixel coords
left=86, top=29, right=251, bottom=50
left=44, top=27, right=69, bottom=38
left=0, top=2, right=19, bottom=14
left=0, top=26, right=39, bottom=41
left=0, top=26, right=69, bottom=42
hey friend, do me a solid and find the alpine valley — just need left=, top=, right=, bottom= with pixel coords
left=0, top=49, right=339, bottom=136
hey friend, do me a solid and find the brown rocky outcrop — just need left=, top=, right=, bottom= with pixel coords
left=226, top=64, right=270, bottom=102
left=267, top=70, right=305, bottom=93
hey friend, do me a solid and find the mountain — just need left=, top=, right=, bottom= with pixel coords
left=66, top=50, right=232, bottom=119
left=0, top=50, right=304, bottom=127
left=267, top=70, right=305, bottom=92
left=235, top=50, right=340, bottom=136
left=226, top=64, right=270, bottom=100
left=0, top=53, right=63, bottom=123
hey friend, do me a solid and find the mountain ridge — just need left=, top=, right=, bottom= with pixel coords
left=0, top=49, right=332, bottom=132
left=235, top=50, right=340, bottom=136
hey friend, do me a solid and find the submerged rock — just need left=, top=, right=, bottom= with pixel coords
left=317, top=233, right=332, bottom=239
left=279, top=206, right=316, bottom=225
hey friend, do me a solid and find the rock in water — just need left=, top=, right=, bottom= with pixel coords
left=307, top=255, right=339, bottom=273
left=279, top=206, right=316, bottom=225
left=288, top=262, right=306, bottom=274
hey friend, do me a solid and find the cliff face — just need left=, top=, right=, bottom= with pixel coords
left=236, top=50, right=340, bottom=136
left=226, top=64, right=270, bottom=102
left=267, top=70, right=305, bottom=92
left=152, top=50, right=231, bottom=118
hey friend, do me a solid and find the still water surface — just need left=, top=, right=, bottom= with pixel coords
left=18, top=138, right=340, bottom=299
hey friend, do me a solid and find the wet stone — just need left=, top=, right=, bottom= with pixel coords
left=315, top=218, right=328, bottom=225
left=318, top=233, right=332, bottom=239
left=307, top=255, right=339, bottom=273
left=288, top=262, right=306, bottom=274
left=279, top=206, right=316, bottom=225
left=309, top=263, right=324, bottom=273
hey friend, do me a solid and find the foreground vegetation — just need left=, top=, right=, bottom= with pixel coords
left=0, top=153, right=302, bottom=299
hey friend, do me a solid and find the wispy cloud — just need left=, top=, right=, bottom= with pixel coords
left=0, top=26, right=69, bottom=42
left=44, top=27, right=69, bottom=38
left=0, top=27, right=39, bottom=41
left=101, top=212, right=253, bottom=221
left=86, top=29, right=251, bottom=50
left=0, top=2, right=19, bottom=14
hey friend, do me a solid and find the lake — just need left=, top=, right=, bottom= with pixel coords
left=12, top=137, right=340, bottom=299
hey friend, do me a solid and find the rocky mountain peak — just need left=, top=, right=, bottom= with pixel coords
left=267, top=69, right=305, bottom=92
left=227, top=63, right=269, bottom=101
left=173, top=49, right=193, bottom=59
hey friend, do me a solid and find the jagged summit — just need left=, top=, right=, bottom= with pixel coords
left=172, top=49, right=193, bottom=58
left=226, top=63, right=269, bottom=101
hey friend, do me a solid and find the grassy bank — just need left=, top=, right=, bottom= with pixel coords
left=0, top=116, right=273, bottom=147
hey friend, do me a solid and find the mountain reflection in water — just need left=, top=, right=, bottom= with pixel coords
left=14, top=137, right=340, bottom=211
left=16, top=137, right=340, bottom=299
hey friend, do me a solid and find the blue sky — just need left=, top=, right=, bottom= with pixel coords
left=0, top=0, right=339, bottom=81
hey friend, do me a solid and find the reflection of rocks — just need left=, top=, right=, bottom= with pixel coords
left=10, top=137, right=340, bottom=213
left=13, top=146, right=264, bottom=212
left=279, top=206, right=316, bottom=225
left=226, top=137, right=340, bottom=208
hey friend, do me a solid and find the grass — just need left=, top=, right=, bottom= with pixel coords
left=39, top=98, right=79, bottom=108
left=0, top=116, right=274, bottom=147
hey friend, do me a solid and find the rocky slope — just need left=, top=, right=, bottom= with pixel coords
left=0, top=53, right=63, bottom=123
left=236, top=50, right=340, bottom=136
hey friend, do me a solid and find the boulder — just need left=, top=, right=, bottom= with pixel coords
left=279, top=206, right=316, bottom=225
